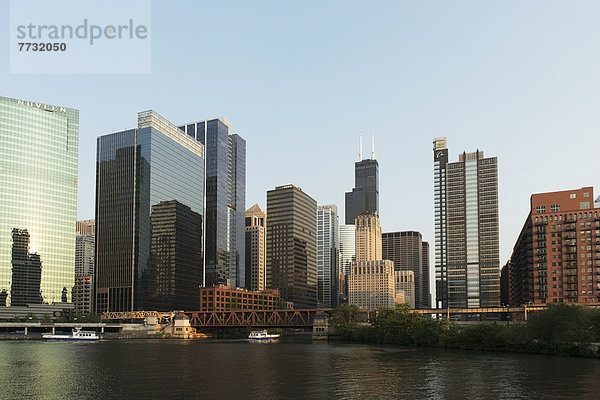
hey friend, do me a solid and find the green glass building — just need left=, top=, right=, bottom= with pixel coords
left=0, top=96, right=78, bottom=306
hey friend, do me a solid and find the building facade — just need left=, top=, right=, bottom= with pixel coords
left=266, top=185, right=318, bottom=309
left=382, top=231, right=431, bottom=309
left=433, top=137, right=500, bottom=309
left=0, top=96, right=78, bottom=306
left=348, top=260, right=399, bottom=310
left=75, top=234, right=94, bottom=277
left=178, top=119, right=246, bottom=288
left=505, top=187, right=600, bottom=306
left=76, top=220, right=95, bottom=236
left=73, top=275, right=93, bottom=314
left=345, top=136, right=379, bottom=225
left=338, top=224, right=356, bottom=300
left=245, top=204, right=266, bottom=292
left=355, top=213, right=382, bottom=262
left=199, top=285, right=284, bottom=311
left=394, top=270, right=415, bottom=309
left=147, top=200, right=203, bottom=311
left=95, top=111, right=204, bottom=313
left=317, top=205, right=340, bottom=308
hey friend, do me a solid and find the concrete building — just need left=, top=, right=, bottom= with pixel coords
left=355, top=213, right=382, bottom=262
left=73, top=275, right=93, bottom=314
left=345, top=135, right=379, bottom=225
left=433, top=137, right=500, bottom=309
left=317, top=205, right=340, bottom=308
left=245, top=204, right=266, bottom=292
left=178, top=118, right=246, bottom=289
left=348, top=260, right=400, bottom=310
left=504, top=187, right=600, bottom=306
left=76, top=220, right=95, bottom=236
left=75, top=234, right=94, bottom=277
left=382, top=231, right=431, bottom=309
left=266, top=185, right=318, bottom=309
left=0, top=96, right=78, bottom=306
left=394, top=270, right=415, bottom=309
left=95, top=110, right=204, bottom=313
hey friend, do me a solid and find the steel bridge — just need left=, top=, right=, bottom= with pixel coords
left=185, top=309, right=331, bottom=328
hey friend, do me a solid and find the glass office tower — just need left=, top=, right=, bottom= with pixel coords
left=345, top=136, right=379, bottom=225
left=95, top=111, right=204, bottom=312
left=317, top=205, right=339, bottom=308
left=179, top=119, right=246, bottom=288
left=0, top=96, right=78, bottom=306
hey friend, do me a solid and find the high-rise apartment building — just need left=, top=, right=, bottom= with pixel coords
left=345, top=136, right=379, bottom=225
left=245, top=204, right=266, bottom=292
left=317, top=205, right=340, bottom=308
left=348, top=260, right=399, bottom=310
left=0, top=96, right=78, bottom=306
left=73, top=275, right=92, bottom=314
left=266, top=185, right=317, bottom=309
left=76, top=220, right=95, bottom=236
left=75, top=235, right=94, bottom=277
left=505, top=187, right=600, bottom=306
left=382, top=231, right=431, bottom=309
left=355, top=213, right=382, bottom=262
left=433, top=137, right=499, bottom=308
left=95, top=111, right=204, bottom=313
left=338, top=224, right=356, bottom=299
left=179, top=119, right=246, bottom=288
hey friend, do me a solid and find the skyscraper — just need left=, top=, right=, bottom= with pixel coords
left=75, top=235, right=94, bottom=277
left=355, top=213, right=382, bottom=262
left=0, top=96, right=78, bottom=306
left=76, top=220, right=95, bottom=236
left=266, top=185, right=317, bottom=309
left=433, top=138, right=500, bottom=308
left=348, top=260, right=399, bottom=310
left=179, top=119, right=246, bottom=289
left=317, top=205, right=340, bottom=308
left=338, top=224, right=356, bottom=300
left=505, top=187, right=600, bottom=306
left=146, top=200, right=203, bottom=311
left=245, top=204, right=266, bottom=292
left=382, top=231, right=431, bottom=309
left=345, top=135, right=379, bottom=225
left=95, top=111, right=204, bottom=313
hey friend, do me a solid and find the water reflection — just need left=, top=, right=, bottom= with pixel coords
left=0, top=339, right=599, bottom=400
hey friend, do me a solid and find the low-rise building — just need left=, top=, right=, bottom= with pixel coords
left=199, top=285, right=287, bottom=311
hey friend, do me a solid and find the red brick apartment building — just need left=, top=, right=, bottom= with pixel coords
left=199, top=285, right=288, bottom=311
left=503, top=187, right=600, bottom=306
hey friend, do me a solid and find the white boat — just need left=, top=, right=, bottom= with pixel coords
left=43, top=328, right=99, bottom=342
left=248, top=330, right=280, bottom=340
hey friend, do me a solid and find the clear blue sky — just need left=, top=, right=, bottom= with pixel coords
left=1, top=0, right=599, bottom=267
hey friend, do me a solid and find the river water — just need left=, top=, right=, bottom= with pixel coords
left=1, top=336, right=598, bottom=399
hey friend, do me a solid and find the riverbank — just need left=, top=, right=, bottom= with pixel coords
left=330, top=303, right=600, bottom=358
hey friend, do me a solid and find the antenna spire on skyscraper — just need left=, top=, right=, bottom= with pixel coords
left=358, top=133, right=363, bottom=161
left=371, top=130, right=376, bottom=160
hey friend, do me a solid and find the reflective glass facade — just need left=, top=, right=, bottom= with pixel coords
left=179, top=119, right=246, bottom=288
left=95, top=111, right=204, bottom=312
left=0, top=96, right=78, bottom=306
left=317, top=205, right=339, bottom=308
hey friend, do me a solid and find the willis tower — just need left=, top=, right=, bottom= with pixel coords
left=345, top=134, right=379, bottom=224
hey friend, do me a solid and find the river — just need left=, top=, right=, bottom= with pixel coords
left=1, top=336, right=598, bottom=399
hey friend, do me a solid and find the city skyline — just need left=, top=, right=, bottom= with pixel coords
left=1, top=1, right=599, bottom=271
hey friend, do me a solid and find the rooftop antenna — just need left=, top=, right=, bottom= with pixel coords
left=371, top=130, right=376, bottom=160
left=358, top=133, right=363, bottom=161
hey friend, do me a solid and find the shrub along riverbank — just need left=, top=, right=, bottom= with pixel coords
left=331, top=303, right=600, bottom=357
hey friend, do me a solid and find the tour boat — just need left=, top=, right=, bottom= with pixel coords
left=248, top=330, right=280, bottom=340
left=43, top=328, right=99, bottom=342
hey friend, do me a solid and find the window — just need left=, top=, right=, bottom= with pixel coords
left=570, top=194, right=577, bottom=199
left=584, top=192, right=590, bottom=198
left=536, top=206, right=546, bottom=214
left=551, top=204, right=561, bottom=212
left=580, top=201, right=591, bottom=210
